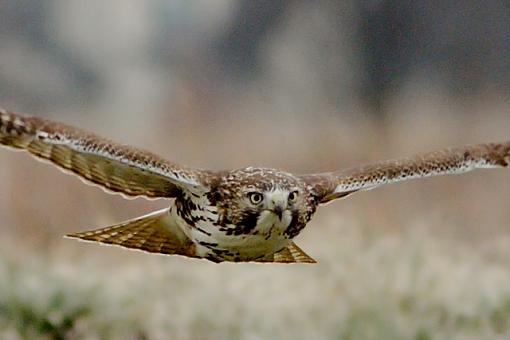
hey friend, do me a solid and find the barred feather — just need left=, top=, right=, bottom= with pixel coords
left=0, top=108, right=209, bottom=199
left=302, top=142, right=510, bottom=203
left=256, top=243, right=317, bottom=263
left=66, top=209, right=197, bottom=257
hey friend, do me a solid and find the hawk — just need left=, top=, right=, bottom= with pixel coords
left=0, top=108, right=508, bottom=263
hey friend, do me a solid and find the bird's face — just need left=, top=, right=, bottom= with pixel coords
left=244, top=187, right=299, bottom=220
left=215, top=168, right=318, bottom=238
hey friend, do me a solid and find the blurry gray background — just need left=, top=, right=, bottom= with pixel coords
left=1, top=1, right=510, bottom=339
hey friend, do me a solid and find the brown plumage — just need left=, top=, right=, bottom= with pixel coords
left=301, top=142, right=510, bottom=203
left=0, top=107, right=508, bottom=263
left=66, top=209, right=198, bottom=258
left=0, top=108, right=202, bottom=198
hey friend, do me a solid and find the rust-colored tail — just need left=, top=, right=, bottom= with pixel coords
left=66, top=209, right=197, bottom=258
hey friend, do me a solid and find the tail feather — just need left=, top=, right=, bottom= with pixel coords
left=256, top=243, right=317, bottom=264
left=66, top=209, right=197, bottom=258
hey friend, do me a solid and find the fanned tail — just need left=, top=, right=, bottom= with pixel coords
left=66, top=209, right=197, bottom=258
left=256, top=243, right=317, bottom=264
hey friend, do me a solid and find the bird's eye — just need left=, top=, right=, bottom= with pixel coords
left=288, top=191, right=299, bottom=203
left=249, top=192, right=263, bottom=204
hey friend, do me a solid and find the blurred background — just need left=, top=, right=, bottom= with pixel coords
left=1, top=1, right=510, bottom=339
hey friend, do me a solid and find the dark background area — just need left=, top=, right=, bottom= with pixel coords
left=2, top=1, right=510, bottom=118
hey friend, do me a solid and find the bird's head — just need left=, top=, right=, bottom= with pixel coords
left=214, top=167, right=318, bottom=237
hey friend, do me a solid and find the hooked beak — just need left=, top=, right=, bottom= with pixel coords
left=270, top=192, right=286, bottom=220
left=272, top=205, right=284, bottom=220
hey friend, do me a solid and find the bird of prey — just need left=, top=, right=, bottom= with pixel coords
left=0, top=108, right=508, bottom=263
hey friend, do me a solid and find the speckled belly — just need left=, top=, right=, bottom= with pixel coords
left=173, top=206, right=293, bottom=262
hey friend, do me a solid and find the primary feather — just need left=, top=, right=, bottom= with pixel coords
left=0, top=108, right=207, bottom=199
left=300, top=142, right=510, bottom=203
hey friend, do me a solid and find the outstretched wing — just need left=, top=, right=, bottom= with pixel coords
left=300, top=142, right=510, bottom=204
left=0, top=108, right=212, bottom=199
left=66, top=209, right=198, bottom=258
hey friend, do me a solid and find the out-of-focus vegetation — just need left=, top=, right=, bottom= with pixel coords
left=2, top=224, right=510, bottom=340
left=1, top=1, right=510, bottom=339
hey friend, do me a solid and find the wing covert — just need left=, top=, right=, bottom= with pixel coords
left=0, top=108, right=211, bottom=199
left=301, top=142, right=510, bottom=204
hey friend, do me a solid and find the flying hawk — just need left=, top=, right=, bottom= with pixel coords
left=0, top=108, right=508, bottom=263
